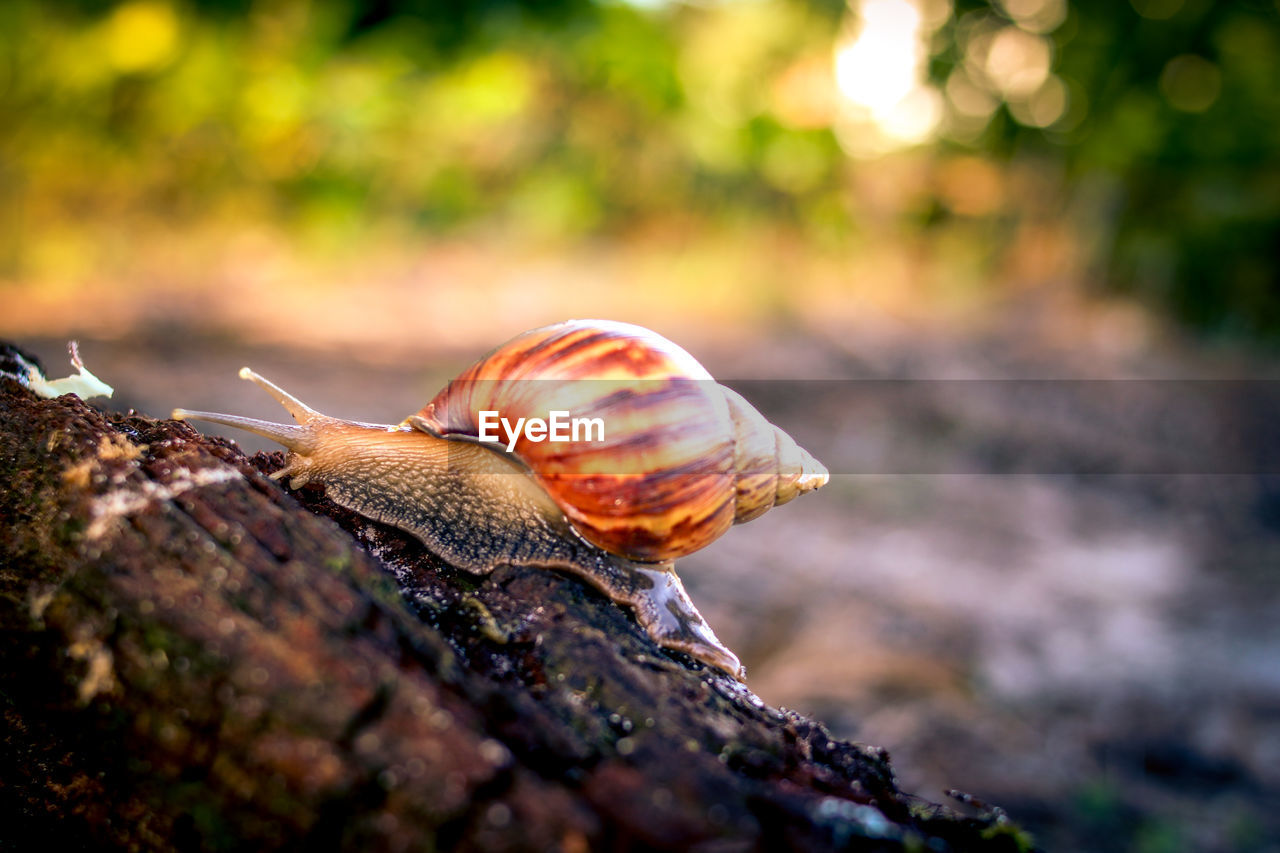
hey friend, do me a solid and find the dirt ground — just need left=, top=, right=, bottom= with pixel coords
left=15, top=317, right=1280, bottom=853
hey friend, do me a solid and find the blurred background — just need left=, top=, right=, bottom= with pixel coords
left=3, top=0, right=1279, bottom=849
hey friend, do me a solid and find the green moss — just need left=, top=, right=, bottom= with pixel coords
left=323, top=553, right=352, bottom=574
left=461, top=596, right=510, bottom=645
left=979, top=816, right=1038, bottom=852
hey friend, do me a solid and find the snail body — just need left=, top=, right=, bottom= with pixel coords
left=173, top=320, right=827, bottom=679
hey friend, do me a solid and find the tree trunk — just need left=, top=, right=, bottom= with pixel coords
left=0, top=343, right=1032, bottom=852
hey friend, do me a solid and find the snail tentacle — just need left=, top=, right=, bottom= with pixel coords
left=171, top=408, right=316, bottom=455
left=171, top=367, right=324, bottom=455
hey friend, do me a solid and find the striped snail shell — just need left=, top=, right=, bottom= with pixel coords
left=411, top=320, right=827, bottom=562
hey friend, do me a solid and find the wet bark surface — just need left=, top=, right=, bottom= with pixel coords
left=0, top=344, right=1034, bottom=852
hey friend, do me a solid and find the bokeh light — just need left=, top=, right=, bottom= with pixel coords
left=1129, top=0, right=1185, bottom=20
left=994, top=0, right=1067, bottom=33
left=1159, top=54, right=1222, bottom=113
left=984, top=26, right=1052, bottom=97
left=106, top=0, right=181, bottom=73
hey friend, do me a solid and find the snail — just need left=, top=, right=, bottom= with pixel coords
left=171, top=320, right=827, bottom=679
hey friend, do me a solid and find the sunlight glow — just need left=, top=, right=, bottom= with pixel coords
left=834, top=0, right=920, bottom=111
left=833, top=0, right=950, bottom=156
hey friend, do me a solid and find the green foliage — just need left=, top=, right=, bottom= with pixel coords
left=0, top=0, right=842, bottom=261
left=3, top=0, right=1278, bottom=342
left=934, top=0, right=1280, bottom=341
left=1065, top=0, right=1280, bottom=340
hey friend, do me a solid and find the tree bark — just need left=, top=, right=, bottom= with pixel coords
left=0, top=343, right=1033, bottom=852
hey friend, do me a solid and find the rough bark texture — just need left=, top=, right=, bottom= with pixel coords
left=0, top=343, right=1034, bottom=852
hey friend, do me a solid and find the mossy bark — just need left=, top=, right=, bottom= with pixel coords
left=0, top=343, right=1033, bottom=852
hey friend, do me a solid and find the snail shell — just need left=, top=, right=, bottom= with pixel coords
left=171, top=320, right=828, bottom=679
left=411, top=320, right=827, bottom=562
